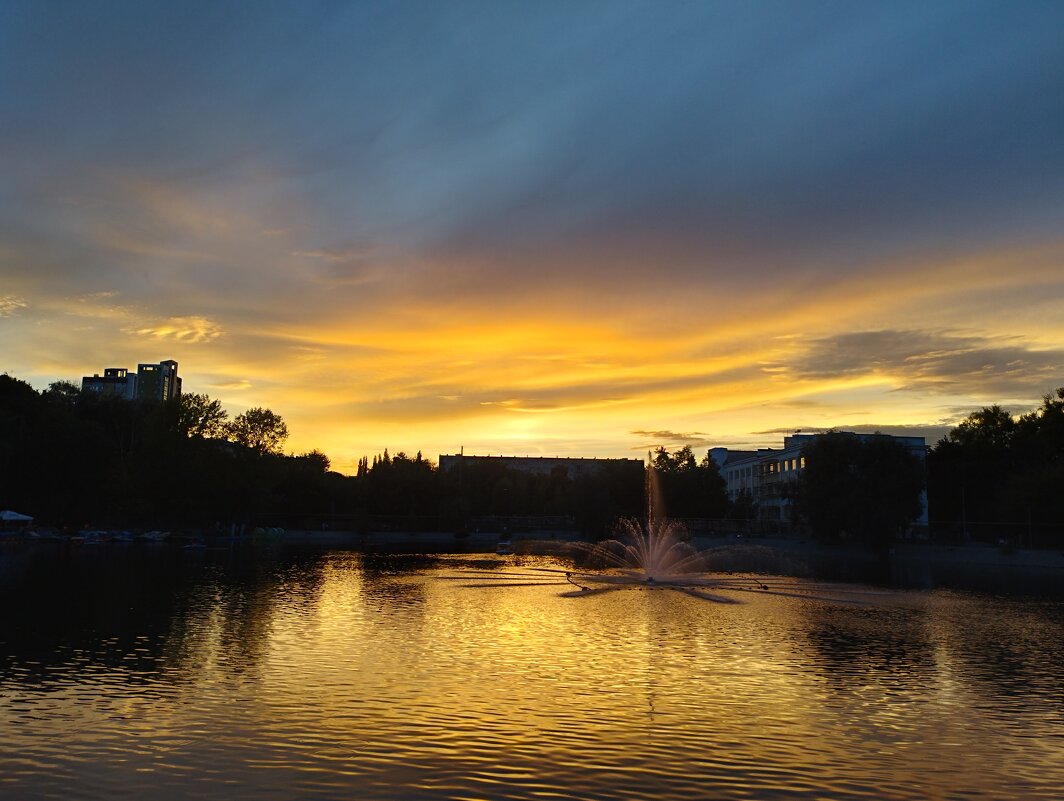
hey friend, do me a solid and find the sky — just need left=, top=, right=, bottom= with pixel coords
left=2, top=0, right=1063, bottom=474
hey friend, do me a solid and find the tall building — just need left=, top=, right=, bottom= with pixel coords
left=81, top=359, right=181, bottom=402
left=136, top=359, right=181, bottom=401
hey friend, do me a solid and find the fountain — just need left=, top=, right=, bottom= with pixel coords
left=565, top=452, right=707, bottom=583
left=571, top=517, right=707, bottom=583
left=556, top=452, right=725, bottom=595
left=448, top=452, right=875, bottom=604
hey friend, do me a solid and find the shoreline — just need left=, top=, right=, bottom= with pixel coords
left=275, top=529, right=1064, bottom=571
left=7, top=527, right=1063, bottom=576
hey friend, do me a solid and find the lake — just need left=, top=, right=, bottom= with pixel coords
left=2, top=543, right=1062, bottom=800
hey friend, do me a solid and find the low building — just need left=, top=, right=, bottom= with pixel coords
left=711, top=433, right=928, bottom=526
left=438, top=454, right=643, bottom=478
left=81, top=367, right=137, bottom=399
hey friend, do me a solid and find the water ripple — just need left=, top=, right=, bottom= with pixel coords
left=1, top=549, right=1063, bottom=799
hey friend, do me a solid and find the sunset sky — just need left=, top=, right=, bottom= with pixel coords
left=2, top=1, right=1063, bottom=474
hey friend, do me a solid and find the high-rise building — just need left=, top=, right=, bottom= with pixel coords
left=136, top=359, right=181, bottom=401
left=81, top=359, right=181, bottom=402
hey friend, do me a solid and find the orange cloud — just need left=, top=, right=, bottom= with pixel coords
left=125, top=316, right=223, bottom=343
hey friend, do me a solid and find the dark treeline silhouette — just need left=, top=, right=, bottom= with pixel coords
left=928, top=388, right=1064, bottom=546
left=789, top=432, right=925, bottom=546
left=650, top=446, right=729, bottom=519
left=0, top=373, right=698, bottom=534
left=8, top=369, right=1060, bottom=544
left=0, top=373, right=338, bottom=530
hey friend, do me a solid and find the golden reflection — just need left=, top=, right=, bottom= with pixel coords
left=3, top=551, right=1064, bottom=799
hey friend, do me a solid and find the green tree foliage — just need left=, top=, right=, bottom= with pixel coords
left=793, top=432, right=924, bottom=546
left=227, top=407, right=288, bottom=454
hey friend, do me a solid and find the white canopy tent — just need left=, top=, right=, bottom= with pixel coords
left=0, top=510, right=34, bottom=527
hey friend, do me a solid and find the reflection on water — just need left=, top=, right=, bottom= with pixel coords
left=1, top=544, right=1062, bottom=800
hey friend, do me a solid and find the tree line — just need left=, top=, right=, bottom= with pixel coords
left=786, top=386, right=1064, bottom=547
left=0, top=374, right=327, bottom=529
left=927, top=388, right=1064, bottom=546
left=0, top=372, right=743, bottom=534
left=3, top=370, right=1061, bottom=545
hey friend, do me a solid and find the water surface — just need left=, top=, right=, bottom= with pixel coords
left=2, top=544, right=1062, bottom=799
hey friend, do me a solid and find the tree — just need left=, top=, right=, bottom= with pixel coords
left=175, top=393, right=229, bottom=439
left=929, top=404, right=1021, bottom=540
left=948, top=405, right=1016, bottom=451
left=227, top=407, right=288, bottom=454
left=299, top=449, right=331, bottom=473
left=648, top=445, right=729, bottom=518
left=1002, top=388, right=1064, bottom=541
left=44, top=380, right=81, bottom=407
left=793, top=432, right=924, bottom=546
left=731, top=488, right=758, bottom=520
left=1014, top=388, right=1064, bottom=463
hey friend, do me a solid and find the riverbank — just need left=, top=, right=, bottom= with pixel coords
left=279, top=528, right=1064, bottom=569
left=690, top=534, right=1064, bottom=570
left=278, top=529, right=1064, bottom=593
left=6, top=527, right=1061, bottom=593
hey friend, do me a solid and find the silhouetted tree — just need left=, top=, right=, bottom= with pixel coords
left=793, top=432, right=924, bottom=546
left=932, top=388, right=1064, bottom=545
left=300, top=449, right=331, bottom=473
left=174, top=393, right=229, bottom=439
left=730, top=488, right=758, bottom=520
left=227, top=407, right=288, bottom=454
left=929, top=404, right=1019, bottom=540
left=948, top=405, right=1016, bottom=451
left=649, top=445, right=729, bottom=518
left=43, top=380, right=81, bottom=407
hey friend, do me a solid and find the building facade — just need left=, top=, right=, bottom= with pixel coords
left=710, top=433, right=928, bottom=526
left=81, top=359, right=181, bottom=402
left=135, top=359, right=181, bottom=401
left=438, top=454, right=643, bottom=478
left=81, top=367, right=138, bottom=400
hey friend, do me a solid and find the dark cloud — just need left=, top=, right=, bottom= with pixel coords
left=756, top=424, right=954, bottom=445
left=3, top=1, right=1062, bottom=293
left=776, top=330, right=1064, bottom=398
left=426, top=1, right=1064, bottom=282
left=630, top=430, right=709, bottom=445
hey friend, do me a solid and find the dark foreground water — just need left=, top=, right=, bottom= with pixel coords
left=2, top=544, right=1062, bottom=800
